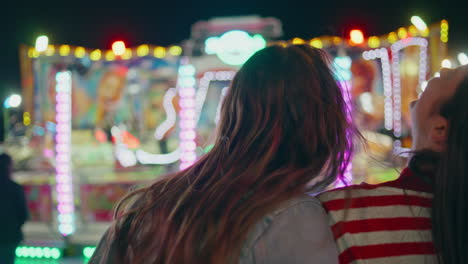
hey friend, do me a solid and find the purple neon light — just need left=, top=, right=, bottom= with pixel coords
left=335, top=79, right=353, bottom=187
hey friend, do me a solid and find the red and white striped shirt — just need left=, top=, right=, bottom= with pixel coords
left=318, top=168, right=437, bottom=263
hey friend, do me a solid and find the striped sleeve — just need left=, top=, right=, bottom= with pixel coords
left=318, top=186, right=437, bottom=264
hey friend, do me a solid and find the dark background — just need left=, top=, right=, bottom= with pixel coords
left=1, top=1, right=466, bottom=97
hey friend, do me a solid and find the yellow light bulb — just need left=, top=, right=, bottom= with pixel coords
left=90, top=49, right=101, bottom=61
left=310, top=38, right=323, bottom=48
left=45, top=45, right=55, bottom=56
left=292, top=38, right=305, bottom=45
left=105, top=50, right=115, bottom=61
left=154, top=47, right=166, bottom=58
left=137, top=44, right=150, bottom=57
left=59, top=45, right=70, bottom=56
left=75, top=47, right=86, bottom=58
left=169, top=46, right=182, bottom=56
left=122, top=48, right=132, bottom=60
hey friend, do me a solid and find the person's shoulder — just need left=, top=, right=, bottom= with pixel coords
left=241, top=195, right=339, bottom=263
left=317, top=181, right=414, bottom=203
left=244, top=195, right=326, bottom=247
left=270, top=195, right=322, bottom=217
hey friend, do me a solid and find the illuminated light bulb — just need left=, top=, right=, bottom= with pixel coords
left=154, top=46, right=166, bottom=58
left=137, top=44, right=149, bottom=57
left=105, top=50, right=115, bottom=61
left=169, top=45, right=183, bottom=56
left=112, top=41, right=126, bottom=56
left=35, top=35, right=49, bottom=52
left=309, top=38, right=323, bottom=48
left=408, top=25, right=418, bottom=36
left=397, top=28, right=408, bottom=39
left=441, top=20, right=449, bottom=30
left=458, top=52, right=468, bottom=66
left=332, top=37, right=342, bottom=45
left=411, top=16, right=428, bottom=31
left=441, top=59, right=452, bottom=69
left=440, top=20, right=449, bottom=43
left=388, top=32, right=398, bottom=43
left=59, top=45, right=70, bottom=56
left=421, top=28, right=430, bottom=37
left=28, top=47, right=35, bottom=58
left=45, top=45, right=55, bottom=56
left=122, top=48, right=132, bottom=59
left=350, top=29, right=365, bottom=45
left=441, top=35, right=449, bottom=43
left=292, top=37, right=305, bottom=45
left=90, top=49, right=101, bottom=61
left=74, top=47, right=86, bottom=58
left=368, top=36, right=380, bottom=48
left=6, top=94, right=22, bottom=108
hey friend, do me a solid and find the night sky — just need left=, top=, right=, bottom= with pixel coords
left=1, top=1, right=466, bottom=97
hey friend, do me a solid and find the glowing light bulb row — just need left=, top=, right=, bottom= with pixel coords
left=391, top=37, right=428, bottom=138
left=178, top=63, right=197, bottom=170
left=440, top=20, right=449, bottom=43
left=28, top=45, right=182, bottom=60
left=362, top=48, right=393, bottom=130
left=16, top=246, right=62, bottom=259
left=54, top=71, right=75, bottom=236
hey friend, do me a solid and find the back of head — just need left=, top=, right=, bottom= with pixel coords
left=432, top=76, right=468, bottom=263
left=0, top=153, right=12, bottom=182
left=216, top=44, right=353, bottom=188
left=107, top=45, right=354, bottom=264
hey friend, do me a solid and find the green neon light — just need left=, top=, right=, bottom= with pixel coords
left=83, top=246, right=96, bottom=259
left=204, top=144, right=215, bottom=153
left=204, top=30, right=266, bottom=66
left=15, top=246, right=61, bottom=259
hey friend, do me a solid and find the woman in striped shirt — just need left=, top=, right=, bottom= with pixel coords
left=319, top=65, right=468, bottom=263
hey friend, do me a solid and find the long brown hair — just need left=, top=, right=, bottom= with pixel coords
left=432, top=76, right=468, bottom=263
left=100, top=45, right=355, bottom=263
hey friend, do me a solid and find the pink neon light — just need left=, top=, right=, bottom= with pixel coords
left=178, top=63, right=197, bottom=170
left=336, top=80, right=353, bottom=187
left=180, top=88, right=195, bottom=97
left=55, top=71, right=74, bottom=236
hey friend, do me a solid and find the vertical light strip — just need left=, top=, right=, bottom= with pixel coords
left=333, top=56, right=353, bottom=187
left=179, top=70, right=236, bottom=169
left=178, top=62, right=197, bottom=170
left=154, top=88, right=178, bottom=140
left=391, top=37, right=428, bottom=139
left=362, top=48, right=393, bottom=130
left=55, top=71, right=75, bottom=236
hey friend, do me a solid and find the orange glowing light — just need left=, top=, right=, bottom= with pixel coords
left=112, top=41, right=126, bottom=56
left=350, top=29, right=364, bottom=45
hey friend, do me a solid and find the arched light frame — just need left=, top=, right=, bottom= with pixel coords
left=390, top=37, right=428, bottom=156
left=177, top=70, right=236, bottom=170
left=362, top=48, right=393, bottom=131
left=391, top=37, right=428, bottom=139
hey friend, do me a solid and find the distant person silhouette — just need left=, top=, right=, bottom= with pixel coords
left=0, top=153, right=29, bottom=264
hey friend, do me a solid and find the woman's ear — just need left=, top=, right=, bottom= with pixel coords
left=429, top=116, right=448, bottom=152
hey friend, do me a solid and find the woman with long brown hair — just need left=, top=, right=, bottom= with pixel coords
left=90, top=44, right=354, bottom=264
